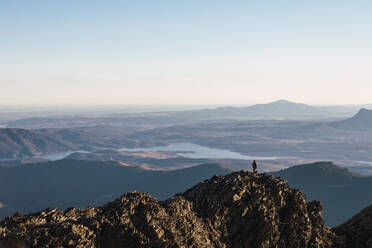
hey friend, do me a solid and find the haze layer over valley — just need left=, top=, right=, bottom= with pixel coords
left=1, top=100, right=371, bottom=174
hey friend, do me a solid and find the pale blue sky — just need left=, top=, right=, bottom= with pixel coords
left=1, top=1, right=372, bottom=105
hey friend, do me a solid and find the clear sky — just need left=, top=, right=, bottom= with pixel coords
left=1, top=0, right=371, bottom=106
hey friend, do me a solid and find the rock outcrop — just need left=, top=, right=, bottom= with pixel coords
left=0, top=171, right=339, bottom=247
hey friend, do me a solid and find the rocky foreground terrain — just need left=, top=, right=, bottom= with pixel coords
left=0, top=171, right=370, bottom=247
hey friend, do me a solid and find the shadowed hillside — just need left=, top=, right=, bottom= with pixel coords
left=0, top=159, right=232, bottom=221
left=274, top=162, right=372, bottom=226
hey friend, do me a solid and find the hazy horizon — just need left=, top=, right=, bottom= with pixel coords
left=1, top=1, right=371, bottom=105
left=0, top=99, right=371, bottom=110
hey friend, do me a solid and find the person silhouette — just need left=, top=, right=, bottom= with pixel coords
left=252, top=160, right=258, bottom=173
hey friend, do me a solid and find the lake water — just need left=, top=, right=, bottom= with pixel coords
left=120, top=142, right=279, bottom=160
left=37, top=151, right=89, bottom=161
left=34, top=143, right=279, bottom=161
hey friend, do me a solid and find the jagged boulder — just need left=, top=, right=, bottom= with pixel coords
left=0, top=171, right=337, bottom=248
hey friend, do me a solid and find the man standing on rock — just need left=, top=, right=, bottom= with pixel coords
left=252, top=160, right=258, bottom=173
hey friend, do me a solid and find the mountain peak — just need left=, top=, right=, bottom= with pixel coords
left=355, top=107, right=372, bottom=116
left=269, top=99, right=298, bottom=105
left=337, top=108, right=372, bottom=128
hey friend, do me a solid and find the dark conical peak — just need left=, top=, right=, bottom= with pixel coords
left=355, top=108, right=372, bottom=116
left=341, top=108, right=372, bottom=128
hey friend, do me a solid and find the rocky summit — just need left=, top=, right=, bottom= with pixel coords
left=0, top=171, right=362, bottom=248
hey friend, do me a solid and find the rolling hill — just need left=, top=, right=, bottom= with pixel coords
left=0, top=128, right=75, bottom=159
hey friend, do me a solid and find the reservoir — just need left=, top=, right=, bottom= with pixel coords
left=35, top=143, right=279, bottom=161
left=120, top=142, right=279, bottom=160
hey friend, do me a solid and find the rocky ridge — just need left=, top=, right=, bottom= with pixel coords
left=0, top=171, right=362, bottom=248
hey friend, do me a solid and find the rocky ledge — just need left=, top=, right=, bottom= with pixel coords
left=0, top=171, right=366, bottom=248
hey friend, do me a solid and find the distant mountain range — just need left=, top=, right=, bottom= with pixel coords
left=0, top=159, right=232, bottom=221
left=171, top=99, right=357, bottom=121
left=217, top=99, right=354, bottom=119
left=274, top=161, right=372, bottom=226
left=5, top=100, right=357, bottom=129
